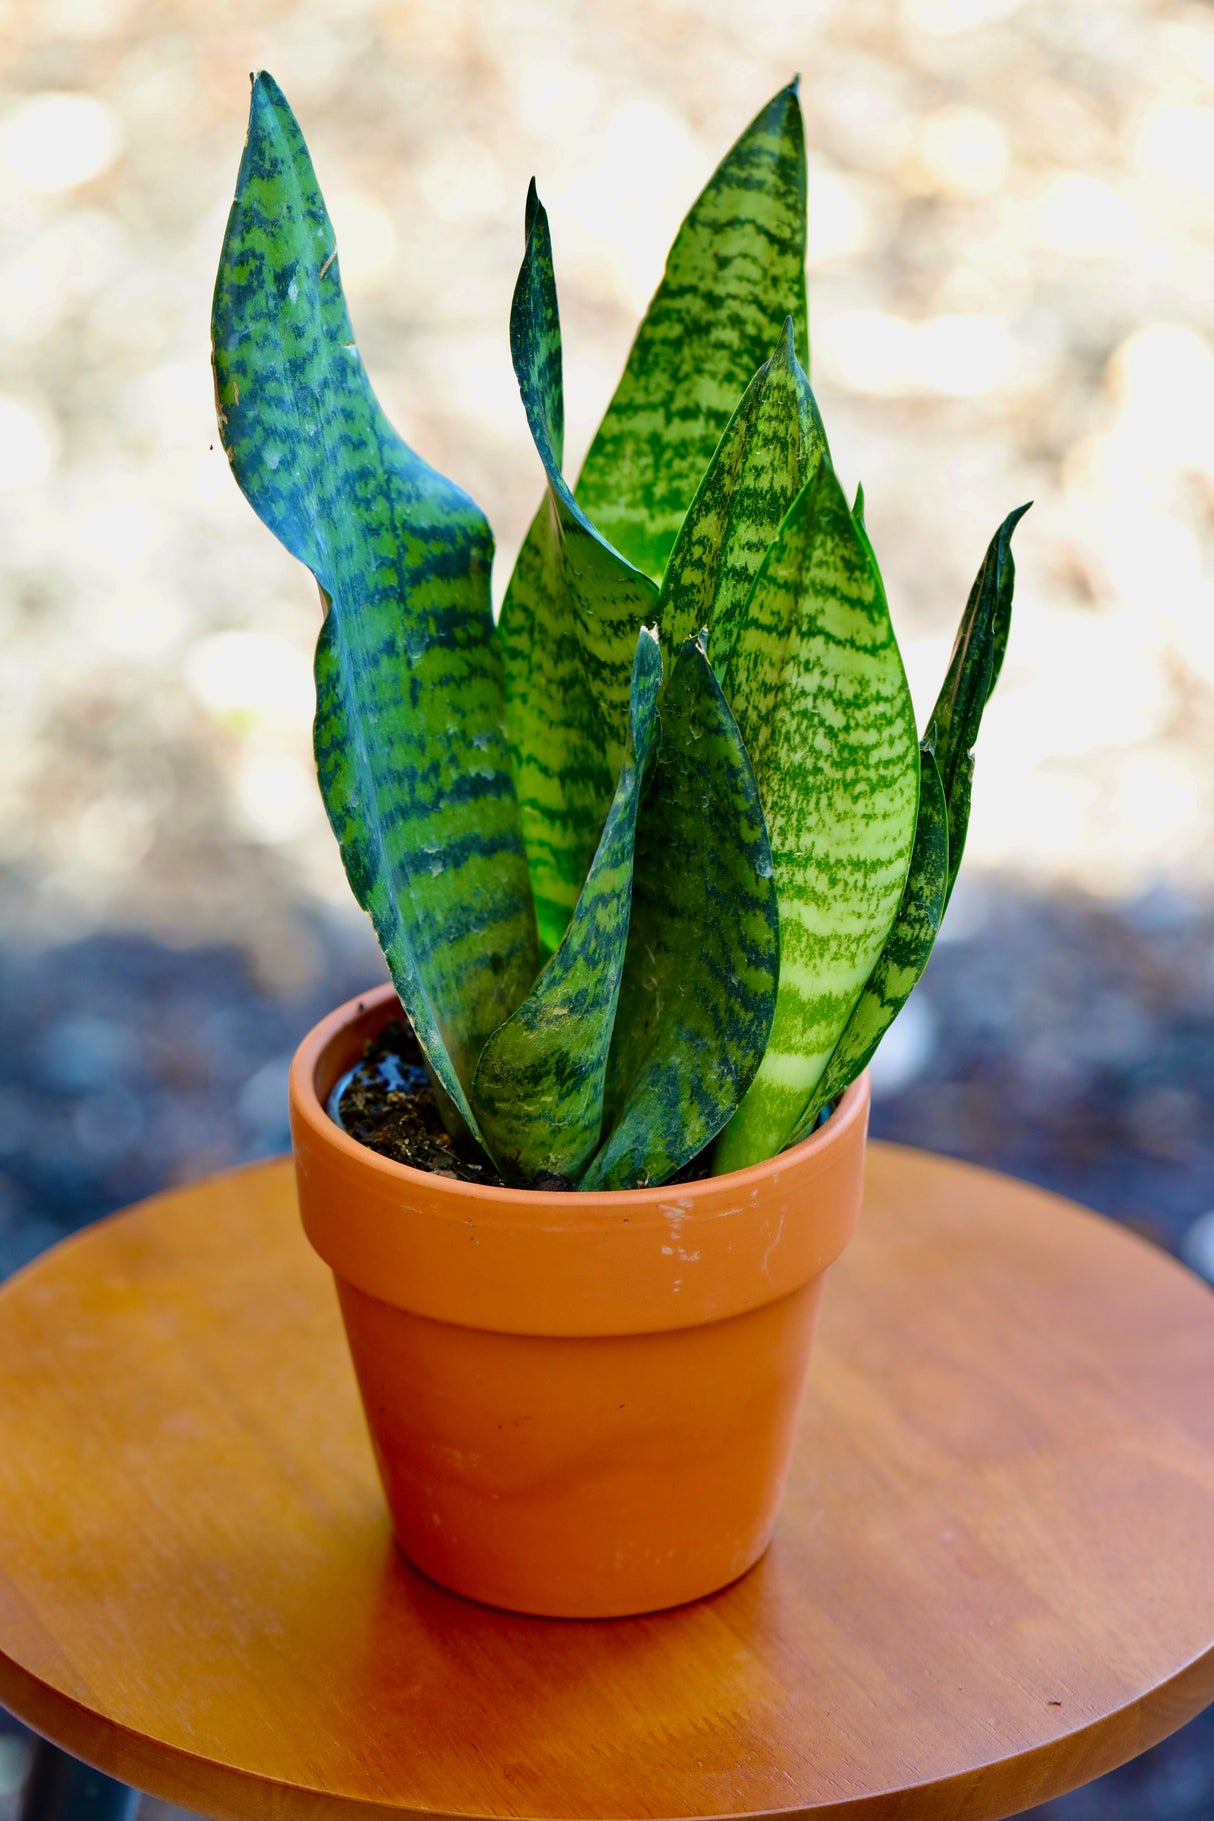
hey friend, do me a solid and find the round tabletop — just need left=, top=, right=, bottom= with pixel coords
left=0, top=1147, right=1211, bottom=1821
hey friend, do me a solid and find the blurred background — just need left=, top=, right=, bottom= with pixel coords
left=1, top=0, right=1212, bottom=1814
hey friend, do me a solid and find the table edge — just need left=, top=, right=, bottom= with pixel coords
left=2, top=1632, right=1212, bottom=1821
left=2, top=1149, right=1213, bottom=1821
left=864, top=1140, right=1214, bottom=1300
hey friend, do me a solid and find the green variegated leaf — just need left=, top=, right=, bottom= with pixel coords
left=927, top=503, right=1030, bottom=909
left=472, top=630, right=662, bottom=1185
left=499, top=184, right=659, bottom=955
left=712, top=462, right=920, bottom=1173
left=212, top=73, right=536, bottom=1139
left=988, top=515, right=1024, bottom=700
left=579, top=636, right=779, bottom=1192
left=658, top=317, right=826, bottom=669
left=784, top=509, right=1028, bottom=1141
left=577, top=82, right=810, bottom=583
left=789, top=745, right=947, bottom=1142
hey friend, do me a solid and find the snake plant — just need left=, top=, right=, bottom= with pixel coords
left=212, top=72, right=1027, bottom=1190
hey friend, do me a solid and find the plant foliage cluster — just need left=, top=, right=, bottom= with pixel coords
left=212, top=73, right=1026, bottom=1190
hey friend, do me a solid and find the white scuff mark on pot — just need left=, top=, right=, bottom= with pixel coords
left=660, top=1244, right=673, bottom=1256
left=761, top=1211, right=785, bottom=1280
left=661, top=1202, right=745, bottom=1228
left=435, top=1445, right=481, bottom=1468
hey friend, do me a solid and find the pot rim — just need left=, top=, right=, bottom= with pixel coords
left=289, top=981, right=869, bottom=1216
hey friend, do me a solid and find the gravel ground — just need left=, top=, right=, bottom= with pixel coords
left=0, top=881, right=1212, bottom=1819
left=5, top=0, right=1214, bottom=966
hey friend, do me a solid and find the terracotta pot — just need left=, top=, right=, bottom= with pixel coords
left=289, top=983, right=870, bottom=1618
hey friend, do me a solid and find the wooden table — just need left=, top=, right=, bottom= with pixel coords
left=0, top=1146, right=1212, bottom=1821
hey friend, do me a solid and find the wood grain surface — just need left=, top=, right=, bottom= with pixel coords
left=0, top=1147, right=1211, bottom=1821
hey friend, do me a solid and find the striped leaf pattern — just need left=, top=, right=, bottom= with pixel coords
left=576, top=82, right=810, bottom=583
left=472, top=631, right=662, bottom=1184
left=580, top=637, right=779, bottom=1191
left=214, top=74, right=1024, bottom=1192
left=780, top=507, right=1027, bottom=1145
left=659, top=315, right=826, bottom=671
left=927, top=504, right=1031, bottom=910
left=791, top=745, right=948, bottom=1140
left=212, top=74, right=536, bottom=1137
left=498, top=185, right=659, bottom=954
left=712, top=462, right=921, bottom=1173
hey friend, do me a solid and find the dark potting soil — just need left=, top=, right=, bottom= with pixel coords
left=329, top=1018, right=716, bottom=1189
left=331, top=1020, right=508, bottom=1186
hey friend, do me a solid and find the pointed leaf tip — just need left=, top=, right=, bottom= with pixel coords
left=659, top=311, right=825, bottom=677
left=575, top=73, right=810, bottom=578
left=213, top=71, right=537, bottom=1142
left=499, top=176, right=659, bottom=954
left=713, top=459, right=920, bottom=1171
left=764, top=79, right=803, bottom=127
left=245, top=70, right=296, bottom=146
left=249, top=69, right=286, bottom=108
left=525, top=176, right=540, bottom=235
left=925, top=498, right=1030, bottom=910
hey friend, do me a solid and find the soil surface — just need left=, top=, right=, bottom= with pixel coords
left=331, top=1017, right=717, bottom=1190
left=333, top=1020, right=507, bottom=1186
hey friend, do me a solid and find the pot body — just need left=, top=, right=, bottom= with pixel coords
left=290, top=985, right=870, bottom=1618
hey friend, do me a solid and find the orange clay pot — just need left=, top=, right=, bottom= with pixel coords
left=289, top=982, right=870, bottom=1618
